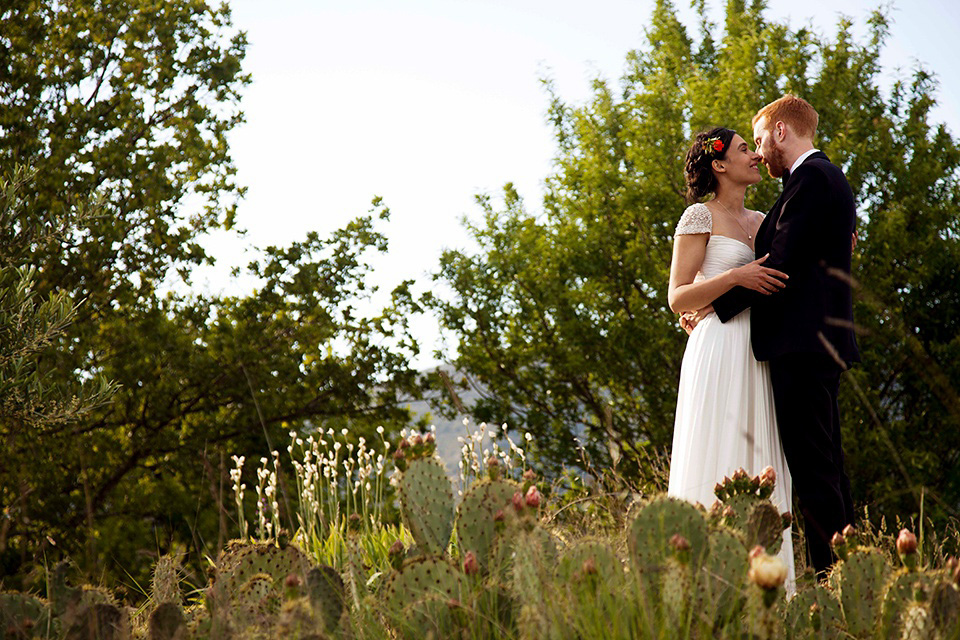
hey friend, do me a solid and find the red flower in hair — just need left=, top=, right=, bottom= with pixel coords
left=703, top=136, right=725, bottom=155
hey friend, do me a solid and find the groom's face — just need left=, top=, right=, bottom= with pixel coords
left=753, top=116, right=787, bottom=179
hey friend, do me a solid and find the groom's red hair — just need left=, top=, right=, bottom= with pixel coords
left=753, top=94, right=819, bottom=140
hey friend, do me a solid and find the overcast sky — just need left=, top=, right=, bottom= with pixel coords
left=193, top=0, right=960, bottom=367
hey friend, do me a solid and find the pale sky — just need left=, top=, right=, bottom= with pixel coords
left=194, top=0, right=960, bottom=368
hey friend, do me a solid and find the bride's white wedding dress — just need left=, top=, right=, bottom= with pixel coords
left=668, top=202, right=796, bottom=594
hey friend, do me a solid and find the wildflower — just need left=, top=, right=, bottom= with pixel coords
left=377, top=426, right=384, bottom=435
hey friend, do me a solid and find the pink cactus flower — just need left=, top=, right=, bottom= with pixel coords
left=512, top=491, right=524, bottom=513
left=748, top=545, right=766, bottom=561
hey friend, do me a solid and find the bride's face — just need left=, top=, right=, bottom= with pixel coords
left=716, top=134, right=763, bottom=186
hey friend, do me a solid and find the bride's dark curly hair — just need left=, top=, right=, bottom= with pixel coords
left=684, top=127, right=736, bottom=203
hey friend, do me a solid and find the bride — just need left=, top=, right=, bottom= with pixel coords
left=666, top=127, right=795, bottom=592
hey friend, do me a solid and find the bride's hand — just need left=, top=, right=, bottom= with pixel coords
left=734, top=254, right=788, bottom=294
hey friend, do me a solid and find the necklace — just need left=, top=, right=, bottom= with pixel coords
left=713, top=199, right=754, bottom=241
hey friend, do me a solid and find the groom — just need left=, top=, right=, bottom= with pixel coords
left=710, top=95, right=860, bottom=578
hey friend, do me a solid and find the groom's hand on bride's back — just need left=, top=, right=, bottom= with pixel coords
left=733, top=253, right=789, bottom=294
left=679, top=304, right=714, bottom=335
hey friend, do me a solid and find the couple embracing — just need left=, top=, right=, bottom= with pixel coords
left=667, top=95, right=860, bottom=592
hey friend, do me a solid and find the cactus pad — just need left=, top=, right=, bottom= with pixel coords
left=399, top=457, right=455, bottom=555
left=381, top=556, right=467, bottom=614
left=306, top=565, right=345, bottom=632
left=0, top=592, right=55, bottom=639
left=833, top=548, right=891, bottom=637
left=628, top=496, right=709, bottom=575
left=783, top=585, right=844, bottom=639
left=695, top=527, right=748, bottom=629
left=209, top=542, right=313, bottom=611
left=148, top=602, right=186, bottom=640
left=455, top=478, right=519, bottom=570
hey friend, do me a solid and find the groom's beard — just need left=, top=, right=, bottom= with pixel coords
left=765, top=144, right=788, bottom=179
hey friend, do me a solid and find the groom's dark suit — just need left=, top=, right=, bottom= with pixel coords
left=712, top=151, right=859, bottom=577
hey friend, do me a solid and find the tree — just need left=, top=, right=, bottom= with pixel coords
left=429, top=0, right=960, bottom=526
left=0, top=2, right=423, bottom=589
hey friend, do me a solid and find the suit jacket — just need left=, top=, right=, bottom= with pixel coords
left=712, top=151, right=860, bottom=365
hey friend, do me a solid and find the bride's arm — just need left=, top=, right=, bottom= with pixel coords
left=668, top=234, right=789, bottom=313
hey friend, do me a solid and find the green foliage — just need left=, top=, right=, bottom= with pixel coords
left=427, top=0, right=960, bottom=528
left=0, top=0, right=423, bottom=590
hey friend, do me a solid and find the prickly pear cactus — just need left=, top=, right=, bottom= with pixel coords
left=555, top=539, right=623, bottom=589
left=455, top=478, right=519, bottom=571
left=695, top=527, right=748, bottom=630
left=398, top=456, right=455, bottom=555
left=783, top=585, right=844, bottom=640
left=305, top=565, right=345, bottom=633
left=63, top=601, right=131, bottom=640
left=881, top=570, right=935, bottom=639
left=0, top=592, right=56, bottom=639
left=745, top=502, right=786, bottom=555
left=147, top=601, right=186, bottom=640
left=832, top=547, right=891, bottom=637
left=930, top=581, right=960, bottom=638
left=277, top=597, right=327, bottom=639
left=628, top=496, right=709, bottom=575
left=381, top=556, right=467, bottom=615
left=208, top=541, right=314, bottom=612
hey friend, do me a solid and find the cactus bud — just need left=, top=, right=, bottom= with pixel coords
left=722, top=505, right=736, bottom=521
left=512, top=491, right=524, bottom=513
left=897, top=528, right=917, bottom=554
left=760, top=465, right=776, bottom=485
left=388, top=539, right=405, bottom=570
left=582, top=557, right=597, bottom=576
left=523, top=468, right=536, bottom=482
left=714, top=482, right=726, bottom=500
left=410, top=434, right=423, bottom=446
left=841, top=524, right=856, bottom=547
left=463, top=550, right=480, bottom=576
left=830, top=531, right=847, bottom=560
left=525, top=486, right=541, bottom=509
left=669, top=533, right=691, bottom=552
left=494, top=509, right=505, bottom=522
left=486, top=456, right=501, bottom=480
left=733, top=468, right=748, bottom=482
left=748, top=545, right=766, bottom=561
left=781, top=511, right=793, bottom=530
left=393, top=448, right=407, bottom=472
left=750, top=475, right=761, bottom=493
left=425, top=432, right=435, bottom=444
left=670, top=533, right=691, bottom=565
left=284, top=573, right=302, bottom=599
left=399, top=438, right=410, bottom=450
left=897, top=528, right=918, bottom=571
